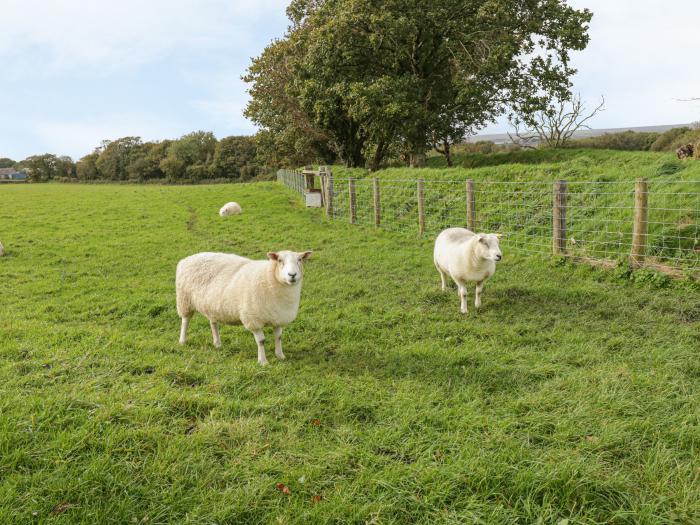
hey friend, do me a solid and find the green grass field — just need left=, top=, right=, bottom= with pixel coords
left=325, top=150, right=700, bottom=274
left=1, top=181, right=700, bottom=524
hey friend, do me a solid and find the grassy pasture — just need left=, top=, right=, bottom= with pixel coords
left=327, top=150, right=700, bottom=273
left=1, top=182, right=700, bottom=524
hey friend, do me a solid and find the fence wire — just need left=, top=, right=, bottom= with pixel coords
left=277, top=170, right=699, bottom=274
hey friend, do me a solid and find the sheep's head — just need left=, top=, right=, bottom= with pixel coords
left=268, top=250, right=312, bottom=285
left=475, top=234, right=502, bottom=262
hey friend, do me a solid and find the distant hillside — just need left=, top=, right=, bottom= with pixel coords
left=469, top=124, right=693, bottom=145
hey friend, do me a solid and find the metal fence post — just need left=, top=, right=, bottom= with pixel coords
left=553, top=180, right=567, bottom=255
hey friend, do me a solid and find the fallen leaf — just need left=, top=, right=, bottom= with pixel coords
left=276, top=483, right=291, bottom=495
left=312, top=495, right=322, bottom=504
left=311, top=418, right=321, bottom=426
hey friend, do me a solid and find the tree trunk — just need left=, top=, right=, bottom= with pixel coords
left=368, top=140, right=387, bottom=171
left=409, top=152, right=426, bottom=168
left=444, top=140, right=452, bottom=167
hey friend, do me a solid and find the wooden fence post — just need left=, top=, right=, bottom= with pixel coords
left=326, top=175, right=334, bottom=217
left=466, top=179, right=476, bottom=230
left=630, top=178, right=649, bottom=267
left=553, top=180, right=567, bottom=255
left=348, top=178, right=357, bottom=224
left=373, top=177, right=381, bottom=226
left=417, top=178, right=425, bottom=235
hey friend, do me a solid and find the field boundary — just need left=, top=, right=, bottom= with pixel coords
left=278, top=168, right=699, bottom=276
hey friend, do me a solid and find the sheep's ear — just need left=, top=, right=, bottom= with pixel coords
left=299, top=251, right=313, bottom=260
left=267, top=252, right=280, bottom=261
left=477, top=234, right=487, bottom=244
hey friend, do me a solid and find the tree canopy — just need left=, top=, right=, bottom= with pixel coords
left=245, top=0, right=592, bottom=168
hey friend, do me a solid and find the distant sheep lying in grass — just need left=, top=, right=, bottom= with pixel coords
left=176, top=250, right=312, bottom=365
left=434, top=228, right=502, bottom=313
left=219, top=202, right=242, bottom=216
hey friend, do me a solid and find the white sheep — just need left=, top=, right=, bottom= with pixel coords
left=433, top=228, right=502, bottom=313
left=219, top=202, right=242, bottom=216
left=176, top=250, right=312, bottom=365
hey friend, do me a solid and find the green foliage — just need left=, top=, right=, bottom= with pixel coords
left=1, top=183, right=699, bottom=522
left=0, top=157, right=15, bottom=168
left=650, top=127, right=691, bottom=151
left=246, top=0, right=592, bottom=167
left=566, top=131, right=660, bottom=151
left=210, top=136, right=259, bottom=181
left=17, top=153, right=75, bottom=181
left=95, top=137, right=144, bottom=180
left=41, top=133, right=265, bottom=184
left=76, top=153, right=99, bottom=180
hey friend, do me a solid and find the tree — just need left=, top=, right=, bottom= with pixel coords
left=210, top=136, right=259, bottom=180
left=508, top=94, right=605, bottom=149
left=95, top=137, right=144, bottom=180
left=160, top=131, right=216, bottom=181
left=0, top=158, right=15, bottom=168
left=18, top=154, right=74, bottom=181
left=76, top=153, right=99, bottom=180
left=126, top=141, right=170, bottom=180
left=247, top=0, right=592, bottom=167
left=244, top=39, right=337, bottom=167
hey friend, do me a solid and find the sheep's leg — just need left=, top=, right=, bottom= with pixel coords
left=179, top=317, right=190, bottom=345
left=210, top=320, right=221, bottom=348
left=274, top=327, right=285, bottom=360
left=458, top=284, right=468, bottom=314
left=435, top=261, right=447, bottom=291
left=251, top=329, right=268, bottom=366
left=475, top=281, right=484, bottom=309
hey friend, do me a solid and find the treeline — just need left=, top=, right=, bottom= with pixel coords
left=9, top=132, right=262, bottom=183
left=244, top=0, right=592, bottom=169
left=565, top=126, right=700, bottom=153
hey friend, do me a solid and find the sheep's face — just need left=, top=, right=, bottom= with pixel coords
left=475, top=234, right=502, bottom=262
left=268, top=250, right=313, bottom=285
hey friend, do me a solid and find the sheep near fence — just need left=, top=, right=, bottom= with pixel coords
left=277, top=169, right=699, bottom=276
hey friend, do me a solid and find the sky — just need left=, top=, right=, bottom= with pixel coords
left=1, top=0, right=699, bottom=161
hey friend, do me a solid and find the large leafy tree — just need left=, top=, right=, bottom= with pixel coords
left=95, top=137, right=144, bottom=180
left=246, top=0, right=591, bottom=167
left=244, top=39, right=337, bottom=167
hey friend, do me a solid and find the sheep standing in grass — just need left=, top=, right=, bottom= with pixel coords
left=176, top=250, right=312, bottom=365
left=219, top=202, right=242, bottom=216
left=434, top=228, right=502, bottom=313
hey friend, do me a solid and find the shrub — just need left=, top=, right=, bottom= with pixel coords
left=650, top=127, right=691, bottom=151
left=566, top=131, right=659, bottom=151
left=668, top=129, right=700, bottom=151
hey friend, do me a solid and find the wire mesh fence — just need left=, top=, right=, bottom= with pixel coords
left=277, top=169, right=700, bottom=275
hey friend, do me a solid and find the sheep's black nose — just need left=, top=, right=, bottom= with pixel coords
left=288, top=272, right=297, bottom=278
left=495, top=255, right=502, bottom=261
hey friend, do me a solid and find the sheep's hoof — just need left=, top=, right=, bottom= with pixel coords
left=460, top=308, right=468, bottom=315
left=276, top=352, right=286, bottom=360
left=259, top=359, right=269, bottom=366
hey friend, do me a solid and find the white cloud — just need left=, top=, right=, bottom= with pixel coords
left=0, top=0, right=289, bottom=72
